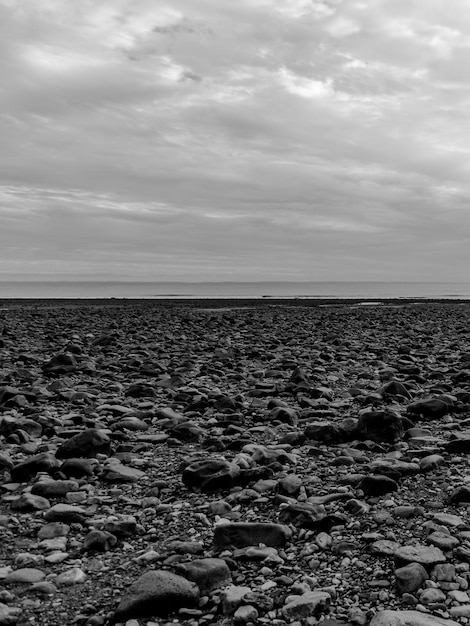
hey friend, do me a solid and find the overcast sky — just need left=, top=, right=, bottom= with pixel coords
left=1, top=0, right=470, bottom=281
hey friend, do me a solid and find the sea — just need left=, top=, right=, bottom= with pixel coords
left=0, top=281, right=470, bottom=300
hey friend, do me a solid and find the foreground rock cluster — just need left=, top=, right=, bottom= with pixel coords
left=1, top=300, right=470, bottom=625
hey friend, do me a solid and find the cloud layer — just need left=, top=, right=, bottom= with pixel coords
left=2, top=0, right=470, bottom=280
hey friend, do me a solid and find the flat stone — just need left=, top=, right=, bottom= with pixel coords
left=213, top=522, right=291, bottom=550
left=5, top=568, right=45, bottom=584
left=55, top=428, right=111, bottom=459
left=281, top=591, right=330, bottom=620
left=101, top=463, right=144, bottom=483
left=43, top=504, right=87, bottom=524
left=394, top=545, right=446, bottom=569
left=432, top=513, right=465, bottom=528
left=370, top=610, right=460, bottom=625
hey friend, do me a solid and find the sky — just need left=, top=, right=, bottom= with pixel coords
left=1, top=0, right=470, bottom=282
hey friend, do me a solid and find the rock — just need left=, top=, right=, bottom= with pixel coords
left=213, top=522, right=291, bottom=550
left=175, top=558, right=231, bottom=594
left=279, top=501, right=347, bottom=531
left=43, top=504, right=87, bottom=524
left=104, top=517, right=137, bottom=539
left=0, top=603, right=21, bottom=624
left=56, top=568, right=86, bottom=586
left=370, top=540, right=401, bottom=556
left=445, top=433, right=470, bottom=453
left=304, top=421, right=341, bottom=444
left=10, top=493, right=50, bottom=512
left=113, top=570, right=199, bottom=621
left=277, top=474, right=303, bottom=496
left=432, top=513, right=464, bottom=527
left=427, top=531, right=459, bottom=550
left=31, top=480, right=78, bottom=498
left=270, top=406, right=298, bottom=426
left=170, top=421, right=204, bottom=442
left=360, top=475, right=399, bottom=496
left=182, top=458, right=240, bottom=492
left=432, top=563, right=455, bottom=581
left=233, top=605, right=259, bottom=624
left=369, top=610, right=460, bottom=625
left=419, top=455, right=445, bottom=472
left=55, top=429, right=111, bottom=459
left=42, top=353, right=77, bottom=375
left=5, top=568, right=45, bottom=584
left=419, top=588, right=446, bottom=604
left=84, top=530, right=117, bottom=552
left=38, top=522, right=69, bottom=540
left=407, top=398, right=452, bottom=420
left=394, top=545, right=446, bottom=569
left=395, top=563, right=428, bottom=595
left=59, top=458, right=97, bottom=478
left=281, top=591, right=330, bottom=620
left=448, top=485, right=470, bottom=505
left=356, top=410, right=403, bottom=443
left=10, top=453, right=59, bottom=482
left=101, top=463, right=144, bottom=483
left=221, top=586, right=252, bottom=615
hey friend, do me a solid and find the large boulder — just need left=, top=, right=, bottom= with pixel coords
left=55, top=429, right=111, bottom=459
left=356, top=410, right=403, bottom=443
left=42, top=353, right=77, bottom=375
left=10, top=453, right=60, bottom=483
left=407, top=398, right=452, bottom=421
left=113, top=570, right=199, bottom=621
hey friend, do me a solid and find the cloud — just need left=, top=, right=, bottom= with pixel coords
left=1, top=0, right=470, bottom=280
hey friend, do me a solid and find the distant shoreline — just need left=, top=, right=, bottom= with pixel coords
left=0, top=297, right=470, bottom=310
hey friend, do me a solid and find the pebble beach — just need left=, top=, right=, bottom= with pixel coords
left=1, top=299, right=470, bottom=626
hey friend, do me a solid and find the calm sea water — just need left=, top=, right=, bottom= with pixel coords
left=0, top=281, right=470, bottom=299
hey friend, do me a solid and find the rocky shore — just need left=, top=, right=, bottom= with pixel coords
left=1, top=300, right=470, bottom=626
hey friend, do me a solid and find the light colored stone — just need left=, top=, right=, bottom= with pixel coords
left=281, top=591, right=330, bottom=620
left=370, top=610, right=460, bottom=625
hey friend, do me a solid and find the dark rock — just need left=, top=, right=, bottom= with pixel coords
left=55, top=428, right=111, bottom=459
left=42, top=353, right=77, bottom=375
left=83, top=530, right=117, bottom=552
left=213, top=522, right=291, bottom=550
left=304, top=421, right=341, bottom=444
left=113, top=570, right=199, bottom=621
left=270, top=407, right=298, bottom=426
left=395, top=562, right=428, bottom=595
left=10, top=453, right=60, bottom=482
left=31, top=480, right=78, bottom=498
left=175, top=558, right=231, bottom=594
left=124, top=383, right=156, bottom=398
left=278, top=502, right=348, bottom=531
left=170, top=422, right=204, bottom=442
left=360, top=475, right=399, bottom=496
left=445, top=433, right=470, bottom=453
left=448, top=486, right=470, bottom=505
left=182, top=459, right=240, bottom=492
left=356, top=410, right=403, bottom=443
left=407, top=398, right=452, bottom=421
left=60, top=458, right=97, bottom=478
